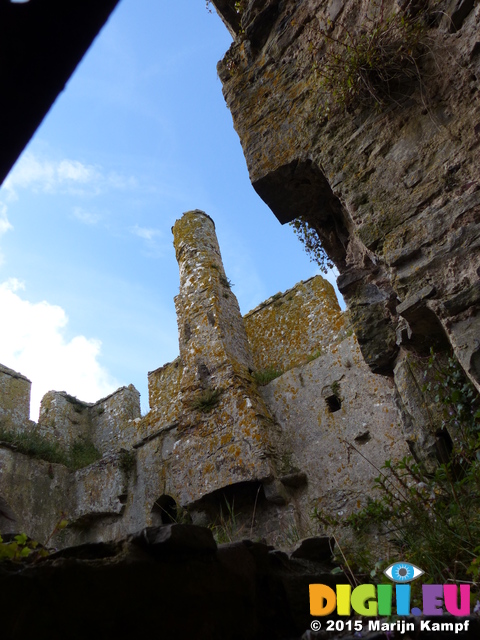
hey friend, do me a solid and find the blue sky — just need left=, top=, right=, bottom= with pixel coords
left=0, top=0, right=341, bottom=419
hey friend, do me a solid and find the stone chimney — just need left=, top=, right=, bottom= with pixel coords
left=168, top=210, right=280, bottom=505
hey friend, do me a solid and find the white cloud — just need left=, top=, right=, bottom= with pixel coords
left=131, top=224, right=162, bottom=241
left=106, top=171, right=138, bottom=190
left=57, top=159, right=98, bottom=184
left=0, top=279, right=119, bottom=420
left=73, top=207, right=101, bottom=225
left=130, top=224, right=167, bottom=259
left=0, top=203, right=13, bottom=266
left=0, top=203, right=13, bottom=236
left=3, top=151, right=137, bottom=200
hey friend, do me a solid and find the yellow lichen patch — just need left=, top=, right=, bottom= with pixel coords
left=244, top=276, right=345, bottom=373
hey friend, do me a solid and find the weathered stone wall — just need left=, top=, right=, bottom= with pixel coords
left=259, top=335, right=409, bottom=543
left=146, top=358, right=183, bottom=432
left=213, top=0, right=480, bottom=396
left=0, top=444, right=131, bottom=544
left=37, top=386, right=141, bottom=454
left=66, top=454, right=127, bottom=526
left=0, top=445, right=70, bottom=542
left=0, top=363, right=32, bottom=431
left=38, top=391, right=91, bottom=450
left=244, top=275, right=346, bottom=372
left=0, top=210, right=434, bottom=551
left=90, top=385, right=141, bottom=453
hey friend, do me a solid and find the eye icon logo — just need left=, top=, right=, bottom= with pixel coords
left=384, top=562, right=424, bottom=583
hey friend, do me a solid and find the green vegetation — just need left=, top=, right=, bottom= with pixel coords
left=290, top=216, right=334, bottom=274
left=253, top=367, right=283, bottom=386
left=313, top=7, right=431, bottom=115
left=219, top=274, right=234, bottom=289
left=234, top=0, right=246, bottom=14
left=0, top=428, right=65, bottom=465
left=314, top=351, right=480, bottom=589
left=307, top=348, right=322, bottom=362
left=0, top=533, right=42, bottom=562
left=169, top=505, right=191, bottom=525
left=279, top=451, right=299, bottom=475
left=205, top=1, right=245, bottom=19
left=285, top=520, right=302, bottom=547
left=190, top=386, right=223, bottom=413
left=0, top=516, right=68, bottom=562
left=330, top=380, right=341, bottom=398
left=67, top=438, right=101, bottom=470
left=0, top=428, right=101, bottom=470
left=210, top=497, right=244, bottom=544
left=119, top=449, right=136, bottom=476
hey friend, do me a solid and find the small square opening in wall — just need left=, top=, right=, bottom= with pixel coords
left=325, top=394, right=342, bottom=413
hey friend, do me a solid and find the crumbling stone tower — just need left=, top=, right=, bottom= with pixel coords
left=163, top=210, right=280, bottom=510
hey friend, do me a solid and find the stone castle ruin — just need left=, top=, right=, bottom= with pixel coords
left=2, top=1, right=480, bottom=635
left=0, top=210, right=412, bottom=548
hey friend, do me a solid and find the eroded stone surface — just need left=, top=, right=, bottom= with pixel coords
left=0, top=364, right=32, bottom=432
left=244, top=275, right=346, bottom=372
left=213, top=0, right=480, bottom=391
left=260, top=335, right=409, bottom=532
left=37, top=386, right=141, bottom=454
left=0, top=447, right=70, bottom=542
left=0, top=526, right=341, bottom=640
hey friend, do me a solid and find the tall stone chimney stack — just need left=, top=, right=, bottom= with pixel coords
left=173, top=210, right=253, bottom=391
left=169, top=210, right=279, bottom=504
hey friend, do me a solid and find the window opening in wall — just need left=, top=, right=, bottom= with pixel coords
left=325, top=394, right=342, bottom=413
left=151, top=494, right=177, bottom=524
left=435, top=428, right=453, bottom=464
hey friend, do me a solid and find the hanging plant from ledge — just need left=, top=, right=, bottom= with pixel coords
left=290, top=216, right=334, bottom=274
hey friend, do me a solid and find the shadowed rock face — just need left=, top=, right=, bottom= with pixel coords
left=1, top=524, right=480, bottom=638
left=213, top=0, right=480, bottom=388
left=0, top=524, right=340, bottom=640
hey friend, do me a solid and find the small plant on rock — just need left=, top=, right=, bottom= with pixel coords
left=325, top=351, right=480, bottom=587
left=0, top=428, right=67, bottom=465
left=119, top=449, right=136, bottom=476
left=253, top=367, right=283, bottom=386
left=68, top=437, right=101, bottom=470
left=219, top=274, right=234, bottom=290
left=190, top=387, right=223, bottom=413
left=210, top=497, right=244, bottom=544
left=312, top=7, right=432, bottom=114
left=307, top=348, right=323, bottom=362
left=0, top=533, right=40, bottom=562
